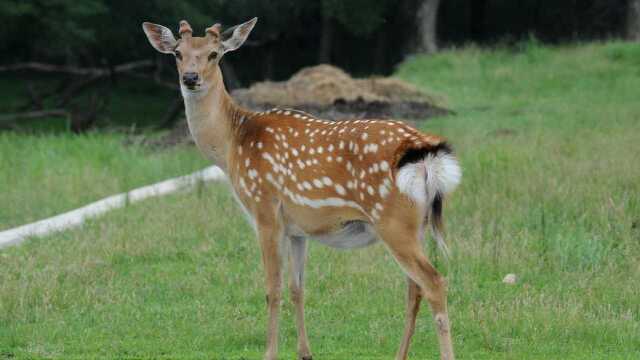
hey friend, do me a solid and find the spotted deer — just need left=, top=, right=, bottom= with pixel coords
left=143, top=18, right=461, bottom=360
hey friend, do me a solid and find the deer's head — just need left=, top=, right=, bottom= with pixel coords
left=142, top=18, right=257, bottom=94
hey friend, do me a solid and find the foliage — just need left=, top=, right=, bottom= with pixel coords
left=1, top=41, right=639, bottom=358
left=320, top=0, right=395, bottom=36
left=0, top=0, right=107, bottom=61
left=0, top=0, right=402, bottom=66
left=1, top=0, right=630, bottom=76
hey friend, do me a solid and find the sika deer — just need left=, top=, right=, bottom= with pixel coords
left=143, top=18, right=461, bottom=360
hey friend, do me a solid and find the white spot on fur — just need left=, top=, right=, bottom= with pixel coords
left=380, top=161, right=389, bottom=171
left=379, top=184, right=389, bottom=198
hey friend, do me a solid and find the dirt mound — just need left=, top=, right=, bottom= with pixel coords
left=232, top=64, right=446, bottom=118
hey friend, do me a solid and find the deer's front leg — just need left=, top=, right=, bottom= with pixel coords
left=288, top=236, right=312, bottom=360
left=257, top=212, right=284, bottom=360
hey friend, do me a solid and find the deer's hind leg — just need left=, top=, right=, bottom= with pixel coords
left=376, top=203, right=455, bottom=360
left=396, top=277, right=423, bottom=360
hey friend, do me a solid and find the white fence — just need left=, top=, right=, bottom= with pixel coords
left=0, top=166, right=225, bottom=249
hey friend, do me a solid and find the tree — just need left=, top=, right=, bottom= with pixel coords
left=0, top=0, right=107, bottom=63
left=415, top=0, right=441, bottom=54
left=470, top=0, right=488, bottom=42
left=318, top=9, right=334, bottom=63
left=628, top=0, right=640, bottom=40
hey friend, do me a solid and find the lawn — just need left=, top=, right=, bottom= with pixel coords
left=1, top=41, right=639, bottom=359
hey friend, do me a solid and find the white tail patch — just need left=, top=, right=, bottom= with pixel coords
left=424, top=150, right=461, bottom=197
left=396, top=162, right=428, bottom=205
left=396, top=151, right=462, bottom=205
left=396, top=149, right=461, bottom=257
left=396, top=150, right=461, bottom=205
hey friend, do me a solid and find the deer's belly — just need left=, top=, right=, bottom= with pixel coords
left=288, top=220, right=379, bottom=249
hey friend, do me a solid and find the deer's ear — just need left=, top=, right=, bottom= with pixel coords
left=142, top=22, right=177, bottom=54
left=221, top=17, right=257, bottom=53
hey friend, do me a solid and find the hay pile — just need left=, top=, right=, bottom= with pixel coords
left=231, top=64, right=447, bottom=120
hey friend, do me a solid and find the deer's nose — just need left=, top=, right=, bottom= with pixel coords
left=183, top=72, right=199, bottom=87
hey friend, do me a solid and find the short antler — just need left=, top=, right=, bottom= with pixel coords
left=178, top=20, right=193, bottom=37
left=206, top=23, right=222, bottom=40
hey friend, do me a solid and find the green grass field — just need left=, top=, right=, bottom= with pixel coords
left=1, top=41, right=639, bottom=359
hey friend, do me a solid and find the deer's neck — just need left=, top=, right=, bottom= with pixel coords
left=182, top=68, right=243, bottom=171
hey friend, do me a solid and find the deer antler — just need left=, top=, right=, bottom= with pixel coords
left=205, top=23, right=222, bottom=40
left=179, top=20, right=193, bottom=38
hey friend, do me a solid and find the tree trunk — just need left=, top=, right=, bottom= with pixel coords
left=0, top=60, right=153, bottom=76
left=415, top=0, right=441, bottom=54
left=628, top=0, right=640, bottom=41
left=373, top=29, right=388, bottom=74
left=0, top=110, right=69, bottom=125
left=318, top=13, right=334, bottom=63
left=470, top=0, right=488, bottom=42
left=265, top=46, right=275, bottom=80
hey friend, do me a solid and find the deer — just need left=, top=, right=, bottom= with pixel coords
left=142, top=17, right=461, bottom=360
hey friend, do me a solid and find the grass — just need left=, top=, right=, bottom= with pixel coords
left=1, top=41, right=640, bottom=359
left=0, top=133, right=208, bottom=230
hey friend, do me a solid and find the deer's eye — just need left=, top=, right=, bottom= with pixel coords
left=174, top=50, right=182, bottom=60
left=208, top=51, right=218, bottom=61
